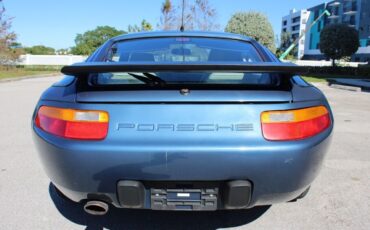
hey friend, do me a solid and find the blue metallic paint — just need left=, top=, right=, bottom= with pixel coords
left=33, top=92, right=333, bottom=208
left=32, top=32, right=333, bottom=209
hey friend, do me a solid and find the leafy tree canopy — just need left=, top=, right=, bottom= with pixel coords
left=280, top=32, right=292, bottom=50
left=159, top=0, right=219, bottom=31
left=128, top=20, right=153, bottom=33
left=320, top=24, right=359, bottom=66
left=159, top=0, right=177, bottom=30
left=0, top=1, right=21, bottom=65
left=71, top=26, right=126, bottom=55
left=56, top=48, right=71, bottom=55
left=225, top=12, right=275, bottom=52
left=275, top=31, right=298, bottom=60
left=24, top=45, right=55, bottom=55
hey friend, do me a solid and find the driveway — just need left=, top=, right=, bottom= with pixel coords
left=0, top=76, right=369, bottom=230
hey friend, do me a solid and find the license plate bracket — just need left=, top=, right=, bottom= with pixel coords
left=150, top=188, right=218, bottom=211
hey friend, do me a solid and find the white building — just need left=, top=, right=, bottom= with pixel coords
left=281, top=9, right=311, bottom=59
left=282, top=1, right=370, bottom=62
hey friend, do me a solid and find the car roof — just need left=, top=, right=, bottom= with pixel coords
left=110, top=31, right=253, bottom=43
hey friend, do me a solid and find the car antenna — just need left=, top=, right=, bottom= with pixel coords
left=180, top=0, right=185, bottom=32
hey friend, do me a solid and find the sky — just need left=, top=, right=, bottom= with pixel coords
left=4, top=0, right=326, bottom=49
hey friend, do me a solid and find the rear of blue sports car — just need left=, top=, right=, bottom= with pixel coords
left=32, top=32, right=333, bottom=213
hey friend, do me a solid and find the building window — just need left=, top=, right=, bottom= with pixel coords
left=283, top=20, right=287, bottom=26
left=350, top=15, right=356, bottom=25
left=314, top=10, right=319, bottom=19
left=316, top=43, right=320, bottom=49
left=344, top=1, right=357, bottom=12
left=292, top=16, right=301, bottom=23
left=324, top=17, right=329, bottom=26
left=292, top=25, right=300, bottom=31
left=367, top=40, right=370, bottom=47
left=282, top=28, right=287, bottom=33
left=331, top=7, right=339, bottom=16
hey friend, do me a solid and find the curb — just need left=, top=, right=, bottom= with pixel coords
left=0, top=73, right=62, bottom=83
left=327, top=79, right=369, bottom=92
left=328, top=83, right=362, bottom=92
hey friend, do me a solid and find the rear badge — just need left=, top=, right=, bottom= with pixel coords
left=180, top=88, right=190, bottom=96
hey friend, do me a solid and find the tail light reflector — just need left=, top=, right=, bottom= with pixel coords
left=261, top=106, right=331, bottom=141
left=35, top=106, right=109, bottom=140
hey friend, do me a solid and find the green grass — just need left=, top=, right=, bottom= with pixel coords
left=301, top=74, right=367, bottom=83
left=0, top=66, right=60, bottom=80
left=302, top=76, right=328, bottom=83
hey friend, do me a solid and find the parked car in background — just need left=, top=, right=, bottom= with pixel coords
left=32, top=31, right=333, bottom=214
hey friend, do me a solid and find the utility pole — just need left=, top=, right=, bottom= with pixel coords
left=279, top=9, right=331, bottom=61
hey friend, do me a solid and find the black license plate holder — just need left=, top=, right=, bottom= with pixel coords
left=150, top=188, right=218, bottom=211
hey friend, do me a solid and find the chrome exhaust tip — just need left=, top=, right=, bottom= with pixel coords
left=83, top=200, right=109, bottom=216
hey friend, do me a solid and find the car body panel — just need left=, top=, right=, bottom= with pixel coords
left=32, top=31, right=334, bottom=210
left=33, top=96, right=333, bottom=208
left=76, top=90, right=292, bottom=103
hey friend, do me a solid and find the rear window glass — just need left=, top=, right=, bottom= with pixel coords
left=106, top=37, right=262, bottom=63
left=94, top=72, right=281, bottom=86
left=92, top=37, right=281, bottom=87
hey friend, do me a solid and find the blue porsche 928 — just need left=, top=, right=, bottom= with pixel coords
left=32, top=31, right=333, bottom=214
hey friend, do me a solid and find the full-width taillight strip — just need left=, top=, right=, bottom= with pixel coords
left=261, top=106, right=331, bottom=141
left=35, top=106, right=109, bottom=140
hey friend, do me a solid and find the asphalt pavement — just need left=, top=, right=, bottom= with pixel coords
left=0, top=76, right=369, bottom=230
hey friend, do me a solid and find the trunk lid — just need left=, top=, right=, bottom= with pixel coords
left=75, top=89, right=293, bottom=147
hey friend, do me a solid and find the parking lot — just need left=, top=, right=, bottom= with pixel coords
left=0, top=76, right=369, bottom=230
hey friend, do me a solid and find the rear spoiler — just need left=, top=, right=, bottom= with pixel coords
left=61, top=62, right=369, bottom=78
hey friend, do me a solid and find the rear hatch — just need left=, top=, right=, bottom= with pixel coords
left=75, top=81, right=293, bottom=148
left=70, top=36, right=296, bottom=146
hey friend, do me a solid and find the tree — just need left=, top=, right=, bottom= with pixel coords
left=141, top=20, right=153, bottom=31
left=9, top=41, right=21, bottom=48
left=0, top=0, right=21, bottom=66
left=187, top=0, right=219, bottom=31
left=158, top=0, right=219, bottom=31
left=275, top=32, right=297, bottom=59
left=56, top=48, right=71, bottom=55
left=320, top=24, right=359, bottom=66
left=159, top=0, right=177, bottom=30
left=280, top=32, right=292, bottom=50
left=127, top=24, right=141, bottom=33
left=24, top=45, right=55, bottom=55
left=71, top=26, right=125, bottom=55
left=128, top=20, right=153, bottom=33
left=225, top=12, right=275, bottom=52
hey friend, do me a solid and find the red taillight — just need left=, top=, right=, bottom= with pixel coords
left=261, top=106, right=331, bottom=141
left=35, top=106, right=109, bottom=140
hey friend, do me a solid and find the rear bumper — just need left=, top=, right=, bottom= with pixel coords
left=33, top=124, right=332, bottom=209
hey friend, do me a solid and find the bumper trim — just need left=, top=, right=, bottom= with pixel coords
left=117, top=180, right=145, bottom=208
left=223, top=180, right=252, bottom=209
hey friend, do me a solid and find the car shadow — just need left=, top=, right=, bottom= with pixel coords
left=49, top=183, right=270, bottom=230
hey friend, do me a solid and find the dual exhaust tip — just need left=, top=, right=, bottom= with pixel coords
left=83, top=200, right=109, bottom=216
